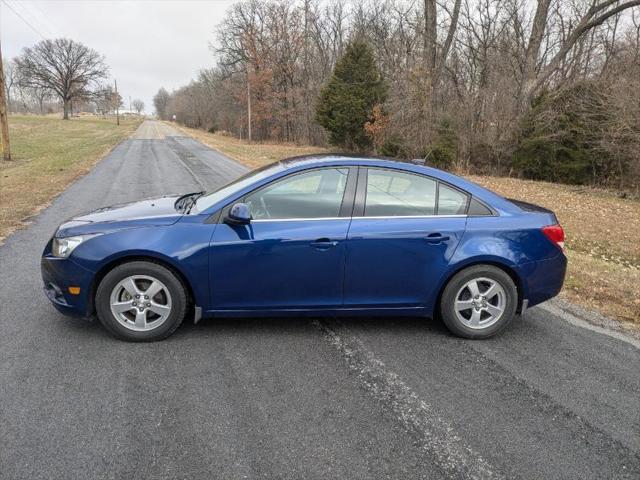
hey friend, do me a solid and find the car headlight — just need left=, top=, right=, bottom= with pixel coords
left=51, top=235, right=97, bottom=258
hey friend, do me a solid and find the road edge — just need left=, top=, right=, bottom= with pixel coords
left=540, top=299, right=640, bottom=349
left=0, top=119, right=142, bottom=246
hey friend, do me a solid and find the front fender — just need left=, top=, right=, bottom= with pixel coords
left=69, top=220, right=215, bottom=310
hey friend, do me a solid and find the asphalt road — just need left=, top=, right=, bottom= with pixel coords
left=1, top=120, right=638, bottom=480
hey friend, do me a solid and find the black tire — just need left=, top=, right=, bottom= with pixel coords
left=95, top=261, right=187, bottom=342
left=439, top=265, right=517, bottom=339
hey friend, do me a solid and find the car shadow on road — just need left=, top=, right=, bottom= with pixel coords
left=179, top=314, right=453, bottom=339
left=49, top=305, right=532, bottom=344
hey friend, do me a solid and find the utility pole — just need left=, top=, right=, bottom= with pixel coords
left=246, top=67, right=252, bottom=143
left=114, top=79, right=120, bottom=126
left=0, top=39, right=11, bottom=160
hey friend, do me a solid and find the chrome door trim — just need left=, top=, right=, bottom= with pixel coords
left=250, top=214, right=468, bottom=223
left=251, top=217, right=347, bottom=223
left=350, top=214, right=467, bottom=220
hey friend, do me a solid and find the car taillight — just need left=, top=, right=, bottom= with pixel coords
left=542, top=225, right=565, bottom=250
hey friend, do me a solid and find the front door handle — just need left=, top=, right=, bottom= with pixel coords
left=311, top=238, right=339, bottom=250
left=425, top=233, right=450, bottom=244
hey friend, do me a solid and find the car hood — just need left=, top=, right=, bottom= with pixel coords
left=56, top=195, right=185, bottom=237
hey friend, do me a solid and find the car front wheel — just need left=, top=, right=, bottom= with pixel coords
left=440, top=265, right=518, bottom=339
left=95, top=261, right=187, bottom=341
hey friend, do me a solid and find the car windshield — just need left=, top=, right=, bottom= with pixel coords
left=193, top=162, right=285, bottom=213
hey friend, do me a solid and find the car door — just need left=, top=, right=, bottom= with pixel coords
left=344, top=167, right=468, bottom=309
left=209, top=167, right=356, bottom=311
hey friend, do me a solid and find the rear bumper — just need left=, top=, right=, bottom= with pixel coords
left=522, top=252, right=567, bottom=308
left=41, top=254, right=95, bottom=318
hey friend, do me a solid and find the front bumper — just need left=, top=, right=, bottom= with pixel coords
left=41, top=253, right=95, bottom=318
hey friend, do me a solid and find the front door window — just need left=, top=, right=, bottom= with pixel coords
left=245, top=168, right=349, bottom=220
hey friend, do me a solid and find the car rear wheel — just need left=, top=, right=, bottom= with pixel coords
left=96, top=261, right=187, bottom=341
left=440, top=265, right=517, bottom=339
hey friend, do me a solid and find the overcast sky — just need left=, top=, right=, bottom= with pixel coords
left=1, top=0, right=237, bottom=113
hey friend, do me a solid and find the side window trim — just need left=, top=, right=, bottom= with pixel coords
left=352, top=166, right=368, bottom=217
left=216, top=166, right=356, bottom=223
left=339, top=166, right=358, bottom=217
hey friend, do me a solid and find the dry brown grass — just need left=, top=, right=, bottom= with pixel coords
left=0, top=115, right=141, bottom=242
left=468, top=175, right=640, bottom=326
left=172, top=124, right=331, bottom=169
left=468, top=176, right=639, bottom=267
left=175, top=125, right=639, bottom=327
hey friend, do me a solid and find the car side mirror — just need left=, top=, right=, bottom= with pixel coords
left=226, top=202, right=251, bottom=225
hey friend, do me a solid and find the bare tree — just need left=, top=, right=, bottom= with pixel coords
left=418, top=0, right=462, bottom=144
left=132, top=99, right=145, bottom=115
left=14, top=38, right=108, bottom=119
left=93, top=85, right=122, bottom=117
left=2, top=60, right=17, bottom=112
left=518, top=0, right=640, bottom=110
left=163, top=0, right=640, bottom=189
left=153, top=87, right=170, bottom=119
left=27, top=85, right=52, bottom=114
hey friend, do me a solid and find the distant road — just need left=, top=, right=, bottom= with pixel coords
left=1, top=120, right=638, bottom=479
left=130, top=119, right=185, bottom=139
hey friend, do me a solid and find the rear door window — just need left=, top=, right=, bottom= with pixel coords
left=364, top=169, right=437, bottom=217
left=437, top=184, right=468, bottom=215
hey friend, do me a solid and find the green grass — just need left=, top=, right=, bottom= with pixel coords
left=0, top=114, right=141, bottom=241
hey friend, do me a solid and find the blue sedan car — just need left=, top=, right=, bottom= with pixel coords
left=42, top=155, right=566, bottom=341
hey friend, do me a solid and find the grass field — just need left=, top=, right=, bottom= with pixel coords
left=0, top=115, right=141, bottom=242
left=175, top=124, right=640, bottom=328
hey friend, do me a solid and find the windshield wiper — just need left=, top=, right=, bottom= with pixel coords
left=184, top=192, right=205, bottom=214
left=174, top=191, right=204, bottom=213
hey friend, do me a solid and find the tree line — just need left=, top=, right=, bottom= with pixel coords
left=4, top=38, right=145, bottom=118
left=156, top=0, right=639, bottom=190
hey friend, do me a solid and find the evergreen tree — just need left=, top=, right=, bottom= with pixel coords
left=513, top=82, right=614, bottom=185
left=315, top=40, right=387, bottom=151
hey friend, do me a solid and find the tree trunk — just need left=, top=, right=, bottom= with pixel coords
left=63, top=98, right=70, bottom=120
left=518, top=0, right=552, bottom=112
left=422, top=0, right=438, bottom=147
left=424, top=0, right=437, bottom=74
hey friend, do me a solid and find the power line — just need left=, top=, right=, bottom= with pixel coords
left=1, top=0, right=46, bottom=40
left=20, top=0, right=58, bottom=38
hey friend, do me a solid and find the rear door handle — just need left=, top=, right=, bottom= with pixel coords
left=311, top=238, right=339, bottom=249
left=425, top=233, right=450, bottom=244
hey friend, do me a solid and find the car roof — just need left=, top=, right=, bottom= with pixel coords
left=277, top=154, right=519, bottom=214
left=280, top=153, right=409, bottom=168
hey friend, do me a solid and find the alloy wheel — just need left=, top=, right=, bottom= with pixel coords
left=109, top=275, right=172, bottom=332
left=453, top=277, right=506, bottom=330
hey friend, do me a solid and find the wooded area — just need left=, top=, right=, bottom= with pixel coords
left=156, top=0, right=640, bottom=190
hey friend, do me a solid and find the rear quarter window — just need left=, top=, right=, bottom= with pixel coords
left=467, top=197, right=493, bottom=216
